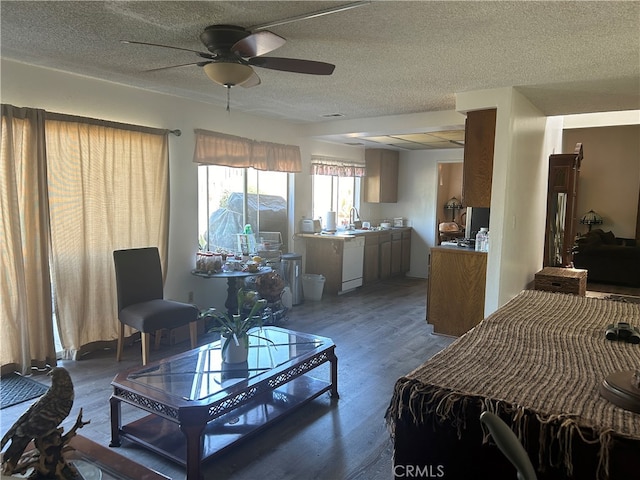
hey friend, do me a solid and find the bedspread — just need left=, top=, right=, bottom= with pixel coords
left=386, top=290, right=640, bottom=479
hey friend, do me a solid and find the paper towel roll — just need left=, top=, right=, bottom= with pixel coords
left=325, top=211, right=337, bottom=231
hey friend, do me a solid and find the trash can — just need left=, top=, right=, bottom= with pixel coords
left=280, top=253, right=303, bottom=305
left=302, top=274, right=325, bottom=301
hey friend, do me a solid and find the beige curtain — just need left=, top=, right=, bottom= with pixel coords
left=1, top=105, right=56, bottom=375
left=311, top=155, right=366, bottom=177
left=193, top=129, right=302, bottom=172
left=44, top=114, right=170, bottom=359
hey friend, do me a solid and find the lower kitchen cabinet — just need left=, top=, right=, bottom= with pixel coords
left=365, top=228, right=411, bottom=284
left=401, top=230, right=411, bottom=274
left=390, top=232, right=402, bottom=276
left=305, top=237, right=343, bottom=295
left=427, top=246, right=487, bottom=336
left=363, top=234, right=380, bottom=284
left=379, top=232, right=392, bottom=280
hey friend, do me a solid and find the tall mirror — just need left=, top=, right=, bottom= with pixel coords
left=544, top=144, right=583, bottom=267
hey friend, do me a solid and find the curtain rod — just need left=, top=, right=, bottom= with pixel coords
left=169, top=129, right=182, bottom=136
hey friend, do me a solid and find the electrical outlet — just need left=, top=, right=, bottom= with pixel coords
left=188, top=291, right=194, bottom=303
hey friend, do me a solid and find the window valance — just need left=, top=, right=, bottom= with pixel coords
left=193, top=129, right=301, bottom=173
left=310, top=155, right=366, bottom=177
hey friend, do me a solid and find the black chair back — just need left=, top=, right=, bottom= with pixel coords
left=113, top=247, right=164, bottom=312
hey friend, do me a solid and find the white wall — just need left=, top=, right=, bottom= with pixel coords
left=563, top=125, right=640, bottom=239
left=398, top=150, right=464, bottom=277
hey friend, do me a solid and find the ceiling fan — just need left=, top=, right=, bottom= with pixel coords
left=123, top=23, right=336, bottom=89
left=122, top=1, right=371, bottom=89
left=122, top=2, right=369, bottom=110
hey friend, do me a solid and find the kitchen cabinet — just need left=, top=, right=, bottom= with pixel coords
left=363, top=233, right=380, bottom=284
left=401, top=230, right=411, bottom=274
left=379, top=231, right=392, bottom=279
left=390, top=232, right=402, bottom=276
left=462, top=108, right=496, bottom=208
left=364, top=149, right=399, bottom=203
left=427, top=246, right=487, bottom=336
left=305, top=237, right=343, bottom=295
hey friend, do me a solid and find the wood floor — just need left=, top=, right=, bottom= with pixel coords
left=2, top=278, right=637, bottom=479
left=0, top=277, right=454, bottom=480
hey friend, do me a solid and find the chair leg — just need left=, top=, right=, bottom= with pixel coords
left=116, top=323, right=125, bottom=362
left=154, top=329, right=162, bottom=350
left=189, top=321, right=198, bottom=349
left=141, top=332, right=151, bottom=365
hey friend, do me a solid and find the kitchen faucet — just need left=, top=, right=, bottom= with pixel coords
left=349, top=207, right=360, bottom=229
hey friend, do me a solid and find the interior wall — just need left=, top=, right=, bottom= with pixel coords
left=394, top=149, right=463, bottom=278
left=562, top=125, right=640, bottom=239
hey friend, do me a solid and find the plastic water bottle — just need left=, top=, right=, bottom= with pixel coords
left=475, top=228, right=488, bottom=252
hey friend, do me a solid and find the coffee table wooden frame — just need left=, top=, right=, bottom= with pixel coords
left=109, top=327, right=338, bottom=480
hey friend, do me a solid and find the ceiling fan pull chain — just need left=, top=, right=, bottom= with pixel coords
left=226, top=86, right=231, bottom=113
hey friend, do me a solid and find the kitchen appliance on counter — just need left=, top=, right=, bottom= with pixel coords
left=393, top=217, right=406, bottom=227
left=300, top=218, right=322, bottom=233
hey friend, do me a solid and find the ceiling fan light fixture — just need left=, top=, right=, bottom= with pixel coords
left=203, top=62, right=253, bottom=87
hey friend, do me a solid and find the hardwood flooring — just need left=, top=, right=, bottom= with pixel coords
left=2, top=278, right=636, bottom=479
left=0, top=277, right=453, bottom=480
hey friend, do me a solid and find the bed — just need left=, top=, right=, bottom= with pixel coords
left=385, top=290, right=640, bottom=479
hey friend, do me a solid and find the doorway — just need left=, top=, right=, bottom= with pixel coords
left=436, top=162, right=464, bottom=244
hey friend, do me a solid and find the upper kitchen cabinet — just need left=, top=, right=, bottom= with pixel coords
left=462, top=109, right=496, bottom=208
left=364, top=149, right=399, bottom=203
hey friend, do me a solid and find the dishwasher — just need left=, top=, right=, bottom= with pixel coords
left=341, top=236, right=365, bottom=293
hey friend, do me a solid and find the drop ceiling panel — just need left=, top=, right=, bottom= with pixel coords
left=359, top=129, right=466, bottom=150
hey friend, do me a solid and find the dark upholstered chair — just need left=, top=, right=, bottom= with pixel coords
left=480, top=411, right=537, bottom=480
left=113, top=247, right=198, bottom=365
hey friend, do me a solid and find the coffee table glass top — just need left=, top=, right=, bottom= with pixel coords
left=125, top=327, right=330, bottom=401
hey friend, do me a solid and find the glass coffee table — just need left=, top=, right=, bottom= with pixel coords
left=110, top=327, right=338, bottom=480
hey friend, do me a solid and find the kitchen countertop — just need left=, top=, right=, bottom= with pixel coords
left=431, top=244, right=485, bottom=253
left=297, top=227, right=411, bottom=239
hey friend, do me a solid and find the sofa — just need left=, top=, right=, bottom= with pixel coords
left=572, top=228, right=640, bottom=286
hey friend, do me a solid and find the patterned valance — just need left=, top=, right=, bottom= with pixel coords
left=310, top=155, right=365, bottom=177
left=193, top=129, right=301, bottom=173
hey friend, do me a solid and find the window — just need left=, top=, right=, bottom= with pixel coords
left=312, top=175, right=361, bottom=228
left=198, top=165, right=288, bottom=254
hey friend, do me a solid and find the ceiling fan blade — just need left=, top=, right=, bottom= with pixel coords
left=232, top=30, right=286, bottom=57
left=122, top=40, right=216, bottom=60
left=240, top=71, right=261, bottom=88
left=144, top=61, right=211, bottom=73
left=248, top=57, right=335, bottom=75
left=249, top=1, right=370, bottom=30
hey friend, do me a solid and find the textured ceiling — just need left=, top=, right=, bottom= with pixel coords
left=1, top=1, right=639, bottom=149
